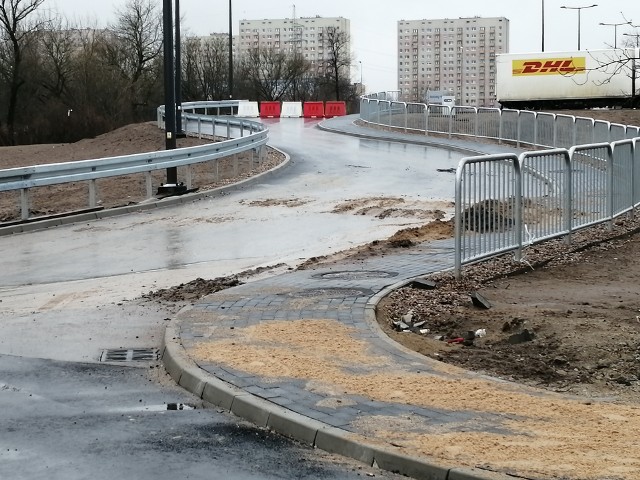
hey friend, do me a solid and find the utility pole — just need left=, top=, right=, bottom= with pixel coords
left=542, top=0, right=545, bottom=52
left=228, top=0, right=233, bottom=99
left=175, top=0, right=184, bottom=137
left=159, top=0, right=186, bottom=196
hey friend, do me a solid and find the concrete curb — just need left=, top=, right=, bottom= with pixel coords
left=162, top=321, right=511, bottom=480
left=0, top=147, right=291, bottom=237
left=317, top=116, right=488, bottom=157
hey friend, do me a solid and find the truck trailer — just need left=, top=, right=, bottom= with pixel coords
left=496, top=49, right=637, bottom=109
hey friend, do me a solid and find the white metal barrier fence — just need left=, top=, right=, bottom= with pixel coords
left=360, top=96, right=640, bottom=147
left=360, top=93, right=640, bottom=278
left=455, top=139, right=639, bottom=278
left=0, top=101, right=268, bottom=221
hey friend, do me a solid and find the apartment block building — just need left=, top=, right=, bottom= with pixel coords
left=237, top=16, right=350, bottom=74
left=397, top=16, right=509, bottom=107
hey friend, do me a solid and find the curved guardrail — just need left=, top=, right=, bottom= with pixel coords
left=0, top=102, right=268, bottom=220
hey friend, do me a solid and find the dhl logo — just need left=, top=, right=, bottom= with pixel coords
left=512, top=57, right=586, bottom=76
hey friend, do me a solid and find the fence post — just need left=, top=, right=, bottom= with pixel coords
left=607, top=144, right=615, bottom=229
left=454, top=163, right=464, bottom=280
left=516, top=111, right=522, bottom=149
left=498, top=109, right=503, bottom=145
left=474, top=108, right=479, bottom=140
left=448, top=109, right=453, bottom=139
left=404, top=103, right=408, bottom=133
left=425, top=103, right=429, bottom=136
left=533, top=112, right=539, bottom=148
left=514, top=156, right=523, bottom=261
left=564, top=150, right=573, bottom=243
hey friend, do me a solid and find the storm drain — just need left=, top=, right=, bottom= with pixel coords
left=312, top=270, right=398, bottom=280
left=100, top=348, right=159, bottom=362
left=287, top=288, right=373, bottom=298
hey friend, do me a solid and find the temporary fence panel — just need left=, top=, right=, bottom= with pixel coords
left=626, top=125, right=640, bottom=139
left=406, top=103, right=427, bottom=132
left=518, top=110, right=536, bottom=147
left=611, top=140, right=635, bottom=216
left=477, top=108, right=501, bottom=140
left=610, top=123, right=627, bottom=142
left=451, top=106, right=477, bottom=138
left=520, top=149, right=572, bottom=243
left=426, top=104, right=452, bottom=135
left=389, top=102, right=407, bottom=129
left=500, top=109, right=520, bottom=144
left=454, top=154, right=522, bottom=277
left=569, top=143, right=613, bottom=230
left=536, top=113, right=555, bottom=148
left=555, top=115, right=576, bottom=148
left=593, top=120, right=611, bottom=143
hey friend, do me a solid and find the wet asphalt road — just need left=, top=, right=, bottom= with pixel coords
left=0, top=119, right=464, bottom=479
left=0, top=354, right=409, bottom=480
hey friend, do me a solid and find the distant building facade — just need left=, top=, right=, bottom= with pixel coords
left=237, top=16, right=351, bottom=74
left=397, top=16, right=509, bottom=106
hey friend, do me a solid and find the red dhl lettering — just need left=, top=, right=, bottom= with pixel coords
left=512, top=57, right=586, bottom=76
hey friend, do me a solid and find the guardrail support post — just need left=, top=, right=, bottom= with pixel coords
left=89, top=180, right=97, bottom=208
left=185, top=166, right=192, bottom=190
left=145, top=172, right=153, bottom=198
left=20, top=188, right=29, bottom=220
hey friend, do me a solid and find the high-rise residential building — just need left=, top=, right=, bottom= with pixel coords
left=397, top=16, right=509, bottom=107
left=237, top=16, right=350, bottom=74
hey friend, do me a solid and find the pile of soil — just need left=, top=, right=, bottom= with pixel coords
left=377, top=216, right=640, bottom=402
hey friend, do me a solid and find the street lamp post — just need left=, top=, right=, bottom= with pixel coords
left=623, top=33, right=640, bottom=106
left=599, top=21, right=632, bottom=48
left=542, top=0, right=545, bottom=52
left=561, top=4, right=598, bottom=50
left=228, top=0, right=233, bottom=99
left=159, top=0, right=187, bottom=195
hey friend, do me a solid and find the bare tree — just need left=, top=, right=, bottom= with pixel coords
left=240, top=47, right=309, bottom=101
left=0, top=0, right=46, bottom=145
left=323, top=26, right=352, bottom=101
left=182, top=35, right=229, bottom=101
left=102, top=0, right=163, bottom=116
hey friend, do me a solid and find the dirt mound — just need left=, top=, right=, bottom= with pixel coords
left=298, top=219, right=454, bottom=269
left=377, top=215, right=640, bottom=402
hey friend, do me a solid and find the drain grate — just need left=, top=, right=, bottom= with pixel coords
left=287, top=288, right=372, bottom=298
left=312, top=270, right=398, bottom=280
left=100, top=348, right=159, bottom=362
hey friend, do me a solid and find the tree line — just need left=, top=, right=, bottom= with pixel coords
left=0, top=0, right=357, bottom=146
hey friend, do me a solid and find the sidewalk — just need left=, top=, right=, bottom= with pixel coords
left=162, top=119, right=608, bottom=480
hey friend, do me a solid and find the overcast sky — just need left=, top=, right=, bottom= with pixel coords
left=48, top=0, right=639, bottom=93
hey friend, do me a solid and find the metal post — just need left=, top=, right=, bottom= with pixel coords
left=228, top=0, right=234, bottom=99
left=175, top=0, right=184, bottom=136
left=158, top=0, right=186, bottom=195
left=542, top=0, right=545, bottom=51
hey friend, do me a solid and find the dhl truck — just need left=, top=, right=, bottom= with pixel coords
left=496, top=49, right=637, bottom=109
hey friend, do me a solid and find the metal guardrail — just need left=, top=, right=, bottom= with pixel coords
left=0, top=101, right=268, bottom=220
left=361, top=92, right=640, bottom=278
left=360, top=95, right=639, bottom=148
